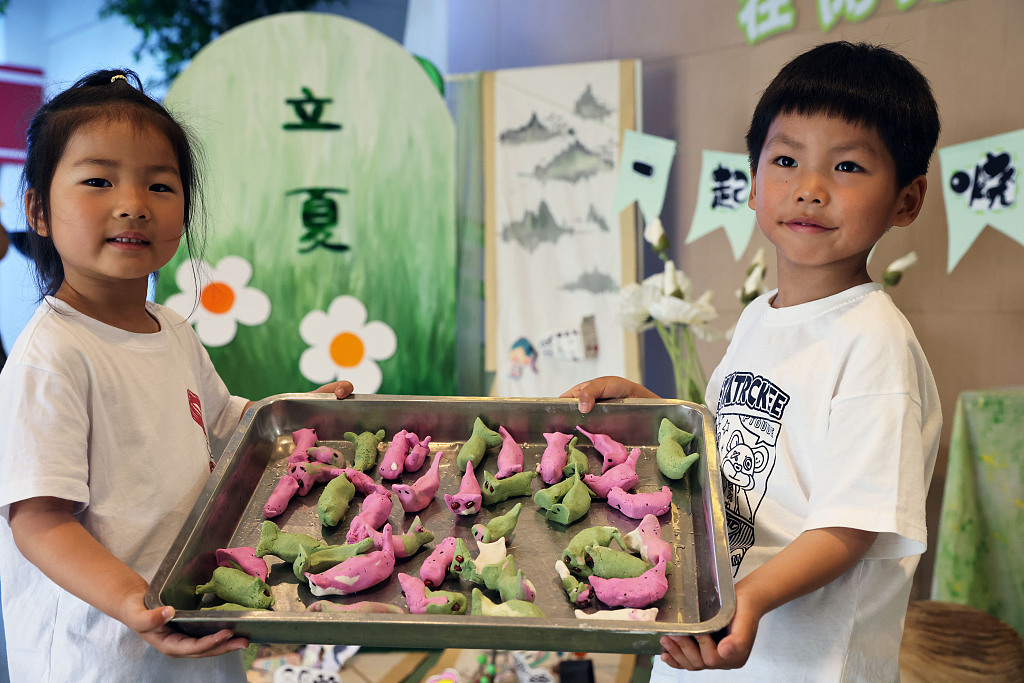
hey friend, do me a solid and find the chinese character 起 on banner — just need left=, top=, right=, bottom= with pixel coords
left=686, top=150, right=757, bottom=260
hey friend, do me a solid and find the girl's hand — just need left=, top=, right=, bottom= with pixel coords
left=314, top=380, right=354, bottom=400
left=122, top=585, right=249, bottom=658
left=560, top=376, right=659, bottom=413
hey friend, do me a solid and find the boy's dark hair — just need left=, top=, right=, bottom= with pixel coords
left=746, top=41, right=940, bottom=189
left=19, top=68, right=205, bottom=298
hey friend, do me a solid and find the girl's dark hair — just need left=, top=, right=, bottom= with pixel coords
left=745, top=41, right=941, bottom=189
left=19, top=68, right=205, bottom=298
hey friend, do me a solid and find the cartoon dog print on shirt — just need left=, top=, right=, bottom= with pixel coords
left=715, top=371, right=790, bottom=576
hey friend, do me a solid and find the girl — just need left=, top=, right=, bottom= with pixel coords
left=0, top=69, right=351, bottom=681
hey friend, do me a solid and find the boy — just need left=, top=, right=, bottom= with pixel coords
left=563, top=41, right=941, bottom=681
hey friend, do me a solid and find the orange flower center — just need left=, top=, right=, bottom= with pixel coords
left=330, top=332, right=364, bottom=368
left=200, top=282, right=235, bottom=314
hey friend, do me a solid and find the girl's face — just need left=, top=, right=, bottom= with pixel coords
left=31, top=117, right=185, bottom=297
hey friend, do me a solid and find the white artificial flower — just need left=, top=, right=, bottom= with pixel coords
left=663, top=260, right=680, bottom=297
left=299, top=295, right=397, bottom=394
left=648, top=289, right=719, bottom=336
left=643, top=216, right=666, bottom=248
left=736, top=247, right=767, bottom=301
left=618, top=282, right=654, bottom=332
left=885, top=251, right=918, bottom=274
left=649, top=263, right=693, bottom=301
left=882, top=251, right=918, bottom=288
left=165, top=256, right=271, bottom=347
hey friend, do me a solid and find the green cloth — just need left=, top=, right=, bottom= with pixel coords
left=932, top=389, right=1024, bottom=635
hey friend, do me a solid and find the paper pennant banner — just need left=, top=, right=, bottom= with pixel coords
left=939, top=129, right=1024, bottom=273
left=612, top=130, right=677, bottom=220
left=686, top=150, right=756, bottom=260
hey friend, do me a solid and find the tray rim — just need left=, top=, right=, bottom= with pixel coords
left=146, top=393, right=736, bottom=653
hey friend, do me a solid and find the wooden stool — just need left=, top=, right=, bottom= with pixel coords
left=900, top=600, right=1024, bottom=682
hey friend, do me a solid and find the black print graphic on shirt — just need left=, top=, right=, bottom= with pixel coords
left=716, top=371, right=790, bottom=576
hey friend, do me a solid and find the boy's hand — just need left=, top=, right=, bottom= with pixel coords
left=560, top=376, right=659, bottom=413
left=314, top=380, right=354, bottom=400
left=123, top=585, right=249, bottom=658
left=659, top=590, right=760, bottom=670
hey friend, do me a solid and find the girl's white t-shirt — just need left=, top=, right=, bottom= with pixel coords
left=0, top=298, right=248, bottom=682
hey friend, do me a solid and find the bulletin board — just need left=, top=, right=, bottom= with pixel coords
left=482, top=60, right=641, bottom=398
left=157, top=12, right=456, bottom=400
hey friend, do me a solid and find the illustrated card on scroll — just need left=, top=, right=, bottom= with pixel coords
left=484, top=60, right=641, bottom=397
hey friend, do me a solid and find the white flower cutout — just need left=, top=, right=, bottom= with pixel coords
left=299, top=295, right=397, bottom=394
left=165, top=256, right=271, bottom=347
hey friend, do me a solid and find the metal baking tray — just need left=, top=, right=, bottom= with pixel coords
left=146, top=394, right=733, bottom=654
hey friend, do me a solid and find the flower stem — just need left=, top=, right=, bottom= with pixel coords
left=655, top=321, right=695, bottom=402
left=682, top=326, right=707, bottom=390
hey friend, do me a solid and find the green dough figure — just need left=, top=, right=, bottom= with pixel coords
left=456, top=417, right=503, bottom=472
left=195, top=566, right=274, bottom=609
left=449, top=537, right=483, bottom=584
left=585, top=545, right=652, bottom=579
left=317, top=471, right=356, bottom=527
left=255, top=520, right=327, bottom=562
left=470, top=588, right=545, bottom=618
left=424, top=585, right=468, bottom=615
left=546, top=470, right=591, bottom=525
left=656, top=417, right=699, bottom=479
left=533, top=475, right=575, bottom=510
left=395, top=517, right=435, bottom=558
left=473, top=502, right=524, bottom=543
left=481, top=470, right=537, bottom=506
left=480, top=554, right=536, bottom=603
left=292, top=536, right=374, bottom=580
left=562, top=525, right=623, bottom=574
left=555, top=559, right=592, bottom=606
left=344, top=428, right=386, bottom=471
left=562, top=436, right=589, bottom=477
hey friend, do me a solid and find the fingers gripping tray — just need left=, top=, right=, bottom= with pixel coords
left=146, top=394, right=734, bottom=654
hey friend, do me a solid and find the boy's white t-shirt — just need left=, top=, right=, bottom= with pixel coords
left=652, top=283, right=940, bottom=682
left=0, top=298, right=248, bottom=682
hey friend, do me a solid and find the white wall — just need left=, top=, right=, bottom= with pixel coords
left=1, top=0, right=164, bottom=353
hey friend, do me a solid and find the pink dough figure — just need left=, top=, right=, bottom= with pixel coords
left=444, top=461, right=482, bottom=516
left=360, top=516, right=433, bottom=559
left=306, top=445, right=341, bottom=466
left=216, top=546, right=269, bottom=582
left=285, top=428, right=319, bottom=472
left=582, top=448, right=642, bottom=498
left=576, top=426, right=629, bottom=473
left=306, top=524, right=396, bottom=596
left=588, top=558, right=668, bottom=608
left=404, top=432, right=432, bottom=472
left=292, top=462, right=346, bottom=496
left=495, top=426, right=525, bottom=479
left=622, top=514, right=673, bottom=566
left=420, top=536, right=458, bottom=587
left=379, top=429, right=411, bottom=480
left=539, top=432, right=574, bottom=485
left=346, top=490, right=393, bottom=543
left=607, top=485, right=673, bottom=519
left=392, top=449, right=444, bottom=513
left=342, top=468, right=390, bottom=497
left=397, top=572, right=467, bottom=614
left=264, top=474, right=301, bottom=518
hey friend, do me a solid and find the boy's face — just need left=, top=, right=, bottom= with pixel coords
left=749, top=113, right=925, bottom=298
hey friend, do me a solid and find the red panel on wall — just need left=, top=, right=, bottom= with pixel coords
left=0, top=64, right=45, bottom=165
